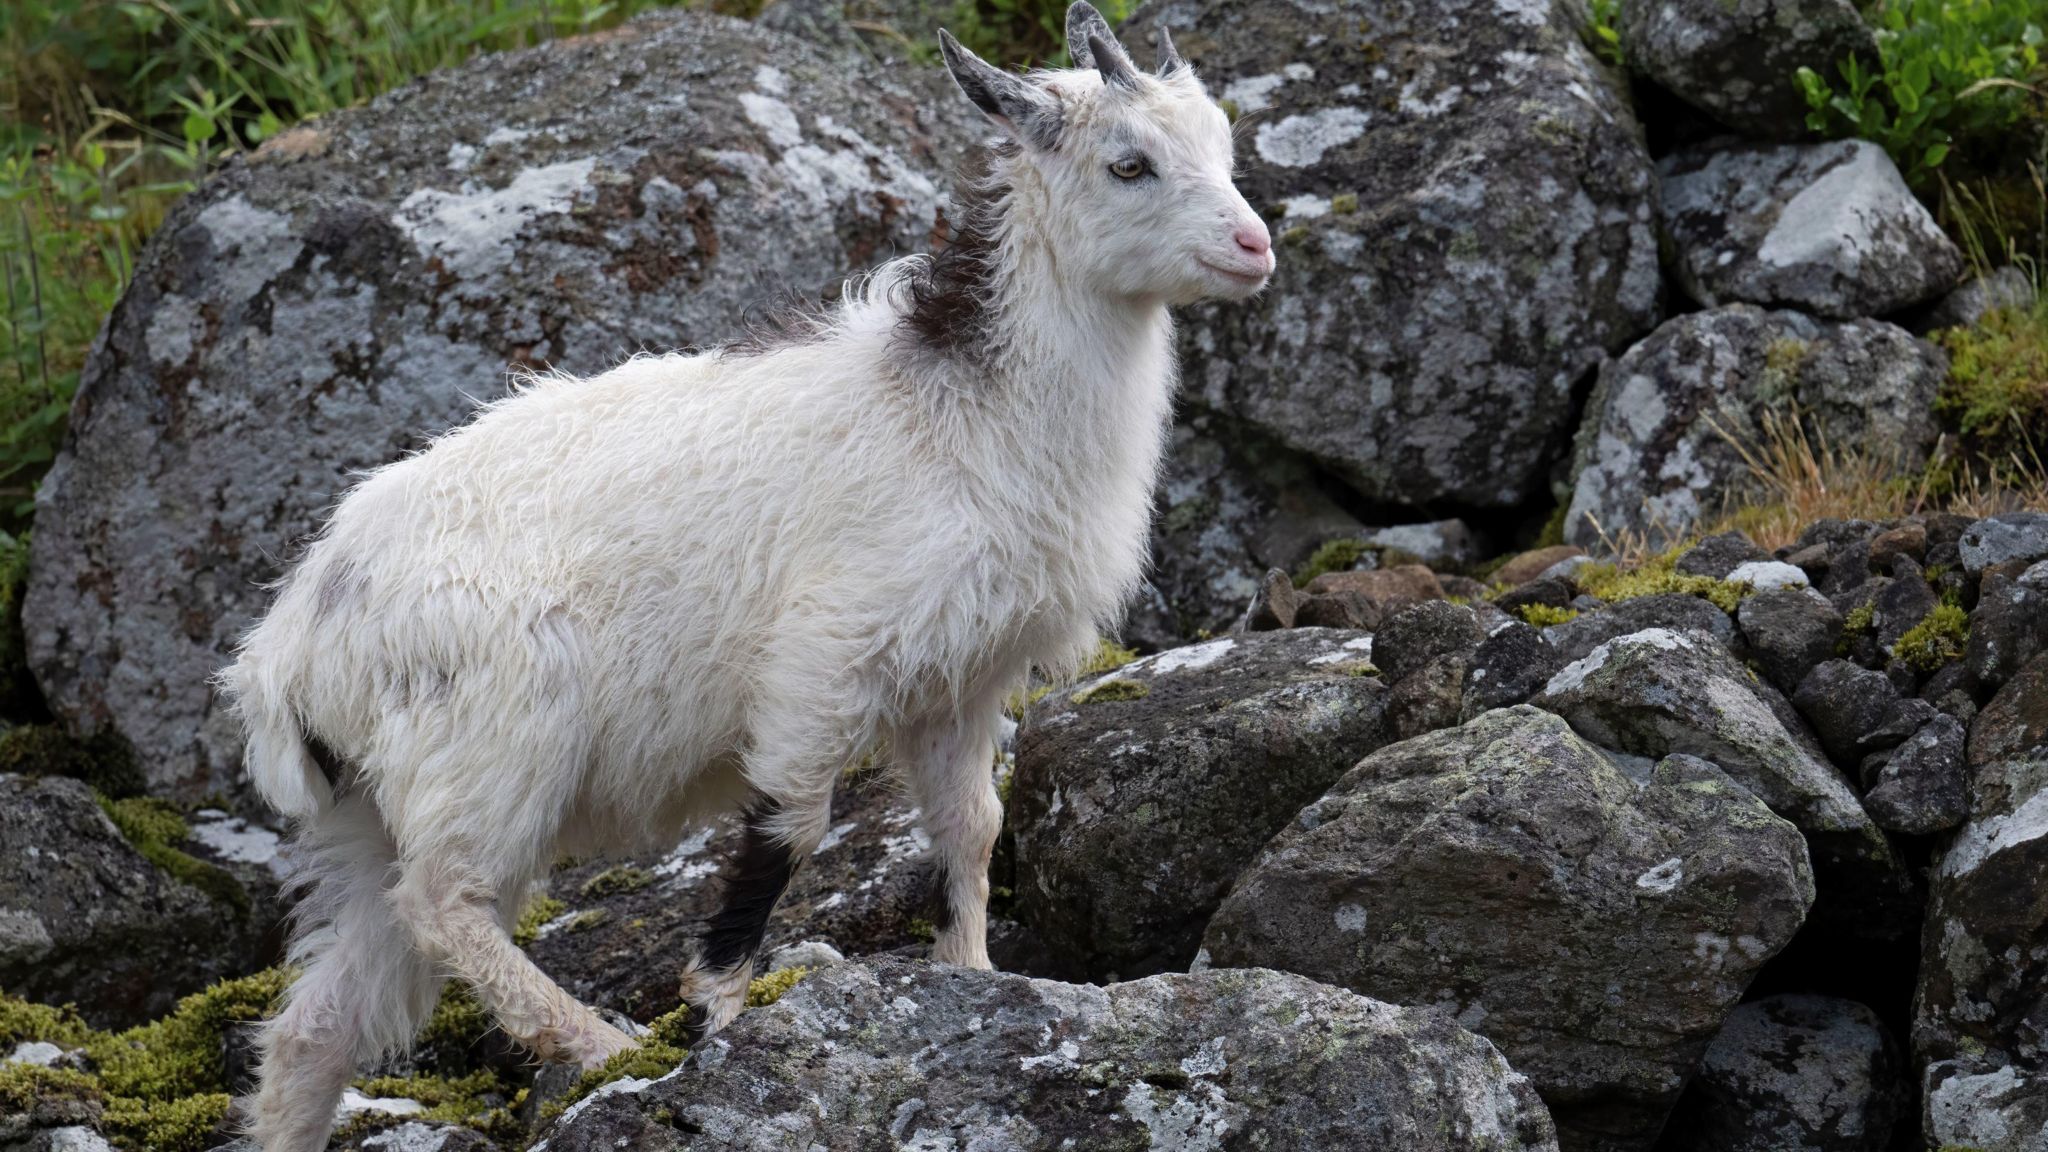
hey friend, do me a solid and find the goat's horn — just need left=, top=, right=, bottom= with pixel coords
left=1157, top=25, right=1186, bottom=75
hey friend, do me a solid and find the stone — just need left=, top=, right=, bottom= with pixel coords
left=1362, top=519, right=1482, bottom=569
left=522, top=761, right=967, bottom=1020
left=1243, top=567, right=1303, bottom=631
left=1462, top=621, right=1565, bottom=720
left=1539, top=632, right=1912, bottom=937
left=1204, top=708, right=1814, bottom=1152
left=1870, top=559, right=1940, bottom=648
left=1303, top=564, right=1444, bottom=607
left=537, top=957, right=1560, bottom=1152
left=1676, top=530, right=1770, bottom=578
left=1495, top=577, right=1575, bottom=615
left=1727, top=560, right=1815, bottom=591
left=1011, top=630, right=1390, bottom=980
left=1386, top=652, right=1471, bottom=741
left=1867, top=522, right=1927, bottom=570
left=1968, top=652, right=2048, bottom=767
left=1658, top=141, right=1962, bottom=318
left=1543, top=594, right=1737, bottom=665
left=1793, top=659, right=1938, bottom=765
left=1619, top=0, right=1875, bottom=139
left=1862, top=713, right=1968, bottom=835
left=1908, top=265, right=2040, bottom=334
left=21, top=11, right=982, bottom=801
left=1914, top=753, right=2048, bottom=1149
left=1739, top=587, right=1844, bottom=693
left=1657, top=995, right=1903, bottom=1152
left=1150, top=413, right=1365, bottom=641
left=1498, top=546, right=1588, bottom=587
left=1961, top=511, right=2048, bottom=575
left=1374, top=600, right=1485, bottom=685
left=1134, top=0, right=1660, bottom=510
left=0, top=774, right=267, bottom=1028
left=1564, top=307, right=1946, bottom=550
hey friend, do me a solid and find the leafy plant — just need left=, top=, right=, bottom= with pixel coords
left=1585, top=0, right=1624, bottom=68
left=1796, top=0, right=2045, bottom=187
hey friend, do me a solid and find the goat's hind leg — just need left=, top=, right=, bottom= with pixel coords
left=898, top=698, right=1005, bottom=970
left=245, top=797, right=441, bottom=1152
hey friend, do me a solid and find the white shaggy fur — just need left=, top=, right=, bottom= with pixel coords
left=221, top=8, right=1271, bottom=1149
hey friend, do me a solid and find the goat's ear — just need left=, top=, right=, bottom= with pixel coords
left=1067, top=3, right=1138, bottom=87
left=939, top=29, right=1063, bottom=150
left=1156, top=25, right=1189, bottom=77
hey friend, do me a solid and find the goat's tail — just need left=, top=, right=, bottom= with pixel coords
left=216, top=647, right=332, bottom=821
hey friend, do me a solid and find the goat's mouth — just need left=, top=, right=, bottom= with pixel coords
left=1195, top=258, right=1271, bottom=288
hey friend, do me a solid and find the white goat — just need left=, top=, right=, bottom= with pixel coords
left=220, top=7, right=1272, bottom=1148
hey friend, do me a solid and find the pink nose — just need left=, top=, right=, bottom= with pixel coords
left=1234, top=223, right=1272, bottom=256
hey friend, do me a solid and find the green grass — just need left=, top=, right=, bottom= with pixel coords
left=1937, top=298, right=2048, bottom=458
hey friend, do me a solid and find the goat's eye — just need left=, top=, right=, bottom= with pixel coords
left=1109, top=156, right=1149, bottom=180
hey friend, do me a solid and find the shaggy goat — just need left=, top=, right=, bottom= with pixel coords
left=221, top=6, right=1272, bottom=1148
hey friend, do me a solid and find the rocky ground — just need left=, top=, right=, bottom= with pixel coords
left=4, top=0, right=2047, bottom=1148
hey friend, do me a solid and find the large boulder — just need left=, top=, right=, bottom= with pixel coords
left=1131, top=0, right=1660, bottom=509
left=1534, top=630, right=1912, bottom=937
left=1658, top=994, right=1904, bottom=1152
left=1202, top=707, right=1815, bottom=1152
left=1563, top=307, right=1945, bottom=551
left=1913, top=748, right=2048, bottom=1151
left=23, top=11, right=979, bottom=801
left=1658, top=141, right=1963, bottom=318
left=1010, top=629, right=1389, bottom=980
left=1619, top=0, right=1875, bottom=139
left=0, top=774, right=268, bottom=1027
left=536, top=957, right=1562, bottom=1152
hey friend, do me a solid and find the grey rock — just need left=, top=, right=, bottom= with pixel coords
left=1862, top=714, right=1967, bottom=835
left=1659, top=995, right=1903, bottom=1152
left=1960, top=511, right=2048, bottom=575
left=1463, top=621, right=1566, bottom=720
left=1011, top=629, right=1390, bottom=980
left=1376, top=600, right=1485, bottom=685
left=1795, top=659, right=1938, bottom=765
left=1619, top=0, right=1875, bottom=138
left=1387, top=651, right=1471, bottom=741
left=1538, top=632, right=1912, bottom=938
left=1564, top=307, right=1945, bottom=551
left=22, top=11, right=982, bottom=801
left=1909, top=265, right=2040, bottom=334
left=1968, top=652, right=2048, bottom=767
left=1204, top=707, right=1814, bottom=1152
left=1543, top=594, right=1738, bottom=665
left=1914, top=752, right=2048, bottom=1148
left=1495, top=577, right=1575, bottom=615
left=1871, top=557, right=1939, bottom=648
left=538, top=957, right=1562, bottom=1152
left=1677, top=530, right=1771, bottom=579
left=1739, top=587, right=1844, bottom=693
left=1362, top=519, right=1483, bottom=569
left=1135, top=0, right=1660, bottom=509
left=1150, top=413, right=1364, bottom=641
left=1966, top=571, right=2048, bottom=691
left=1658, top=141, right=1962, bottom=318
left=0, top=774, right=267, bottom=1028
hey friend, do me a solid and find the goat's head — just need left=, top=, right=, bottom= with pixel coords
left=938, top=3, right=1273, bottom=305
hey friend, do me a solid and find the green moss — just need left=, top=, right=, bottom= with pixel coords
left=89, top=969, right=287, bottom=1102
left=0, top=725, right=145, bottom=797
left=513, top=894, right=567, bottom=948
left=1279, top=225, right=1310, bottom=246
left=1517, top=603, right=1582, bottom=628
left=1844, top=601, right=1876, bottom=635
left=746, top=966, right=811, bottom=1008
left=415, top=983, right=493, bottom=1069
left=580, top=866, right=653, bottom=901
left=1761, top=337, right=1811, bottom=399
left=0, top=1061, right=103, bottom=1112
left=0, top=993, right=95, bottom=1049
left=97, top=795, right=249, bottom=916
left=1894, top=602, right=1970, bottom=670
left=1071, top=679, right=1149, bottom=705
left=566, top=909, right=610, bottom=933
left=103, top=1091, right=231, bottom=1152
left=1293, top=537, right=1370, bottom=587
left=1342, top=661, right=1380, bottom=678
left=1329, top=192, right=1359, bottom=214
left=1575, top=555, right=1752, bottom=613
left=1076, top=639, right=1140, bottom=678
left=1937, top=303, right=2048, bottom=454
left=353, top=1068, right=507, bottom=1125
left=907, top=918, right=937, bottom=943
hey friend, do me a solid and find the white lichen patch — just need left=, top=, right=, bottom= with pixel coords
left=656, top=824, right=722, bottom=886
left=1121, top=1079, right=1239, bottom=1151
left=1334, top=903, right=1368, bottom=933
left=41, top=1130, right=115, bottom=1152
left=1149, top=637, right=1236, bottom=675
left=1634, top=858, right=1684, bottom=894
left=361, top=1122, right=454, bottom=1152
left=740, top=92, right=806, bottom=150
left=196, top=195, right=302, bottom=305
left=1757, top=141, right=1943, bottom=273
left=7, top=1040, right=64, bottom=1067
left=1724, top=560, right=1807, bottom=591
left=334, top=1090, right=426, bottom=1122
left=188, top=809, right=286, bottom=874
left=1019, top=1039, right=1081, bottom=1072
left=814, top=821, right=858, bottom=855
left=1942, top=789, right=2048, bottom=879
left=1255, top=107, right=1369, bottom=168
left=1279, top=194, right=1332, bottom=219
left=146, top=293, right=205, bottom=367
left=393, top=158, right=597, bottom=280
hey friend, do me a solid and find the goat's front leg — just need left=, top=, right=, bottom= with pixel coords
left=897, top=696, right=1006, bottom=970
left=677, top=792, right=830, bottom=1040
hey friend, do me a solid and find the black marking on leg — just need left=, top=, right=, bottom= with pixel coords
left=928, top=860, right=957, bottom=936
left=699, top=797, right=799, bottom=975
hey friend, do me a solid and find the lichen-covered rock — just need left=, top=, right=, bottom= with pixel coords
left=523, top=763, right=959, bottom=1020
left=1913, top=753, right=2048, bottom=1150
left=1131, top=0, right=1660, bottom=510
left=1542, top=593, right=1738, bottom=664
left=1462, top=621, right=1564, bottom=720
left=1676, top=531, right=1771, bottom=579
left=1202, top=707, right=1812, bottom=1152
left=22, top=11, right=979, bottom=801
left=1968, top=651, right=2048, bottom=768
left=1861, top=714, right=1968, bottom=835
left=1658, top=994, right=1903, bottom=1152
left=1968, top=569, right=2048, bottom=691
left=1658, top=141, right=1961, bottom=318
left=0, top=775, right=267, bottom=1028
left=1618, top=0, right=1874, bottom=138
left=1535, top=631, right=1912, bottom=938
left=1011, top=630, right=1389, bottom=980
left=1563, top=307, right=1944, bottom=551
left=1148, top=413, right=1363, bottom=641
left=1794, top=659, right=1938, bottom=766
left=536, top=957, right=1560, bottom=1152
left=1908, top=265, right=2040, bottom=334
left=1960, top=511, right=2048, bottom=575
left=1375, top=601, right=1485, bottom=685
left=1739, top=588, right=1844, bottom=693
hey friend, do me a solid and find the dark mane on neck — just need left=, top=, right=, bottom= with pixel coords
left=900, top=142, right=1014, bottom=359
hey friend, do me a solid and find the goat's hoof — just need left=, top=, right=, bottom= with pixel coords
left=573, top=1020, right=639, bottom=1071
